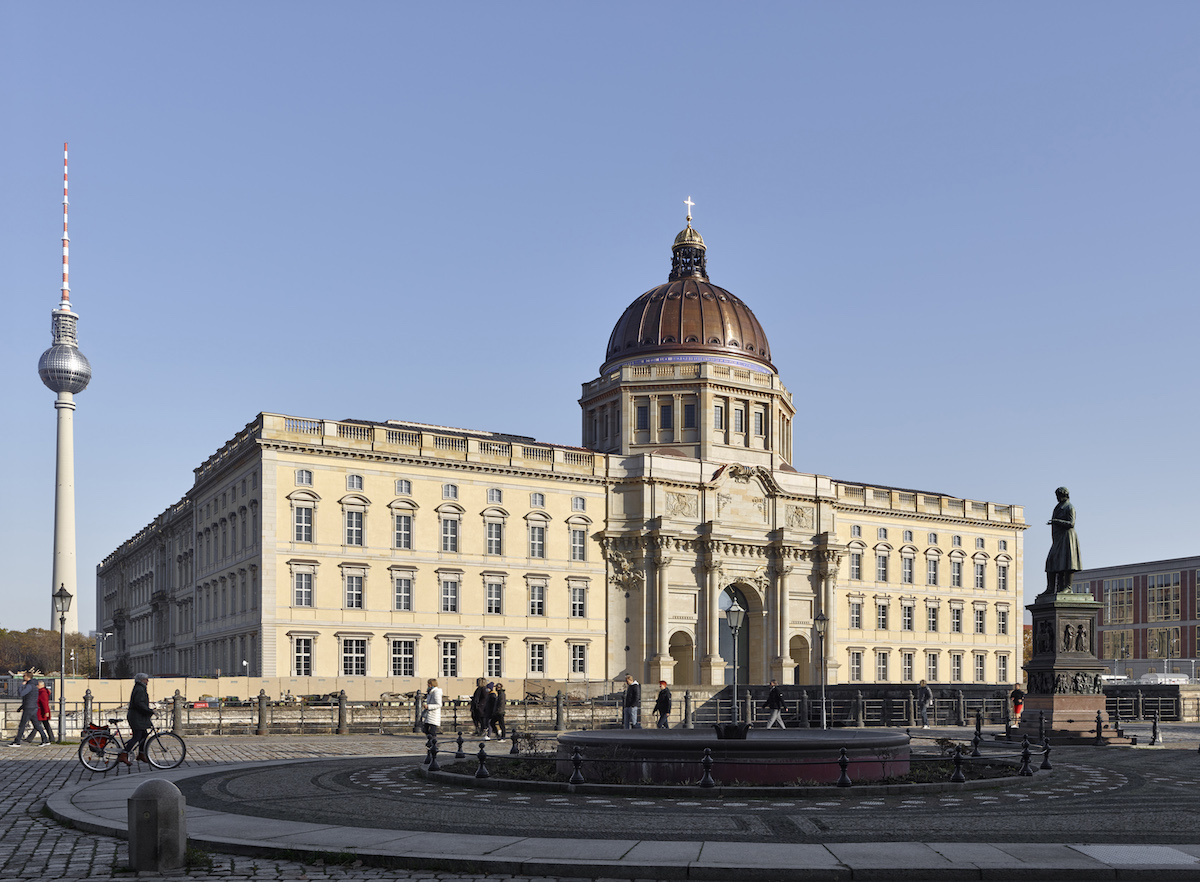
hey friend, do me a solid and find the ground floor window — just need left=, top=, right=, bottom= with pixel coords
left=293, top=637, right=312, bottom=676
left=341, top=638, right=366, bottom=676
left=391, top=639, right=414, bottom=677
left=441, top=641, right=459, bottom=678
left=486, top=642, right=503, bottom=678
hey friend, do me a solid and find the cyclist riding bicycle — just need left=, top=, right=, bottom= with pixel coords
left=119, top=672, right=155, bottom=766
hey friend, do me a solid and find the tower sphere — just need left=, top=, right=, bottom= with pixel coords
left=39, top=342, right=92, bottom=393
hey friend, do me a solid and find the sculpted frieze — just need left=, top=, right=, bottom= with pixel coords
left=665, top=491, right=699, bottom=518
left=786, top=504, right=814, bottom=529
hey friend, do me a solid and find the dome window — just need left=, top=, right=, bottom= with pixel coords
left=709, top=337, right=721, bottom=344
left=664, top=336, right=677, bottom=343
left=728, top=339, right=739, bottom=347
left=685, top=335, right=699, bottom=343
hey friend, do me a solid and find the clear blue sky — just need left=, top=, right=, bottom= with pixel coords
left=3, top=3, right=1198, bottom=634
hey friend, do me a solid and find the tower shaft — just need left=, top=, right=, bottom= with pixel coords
left=51, top=392, right=80, bottom=634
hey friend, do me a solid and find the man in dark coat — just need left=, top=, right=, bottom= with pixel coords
left=1044, top=486, right=1082, bottom=594
left=8, top=672, right=43, bottom=746
left=653, top=681, right=672, bottom=729
left=480, top=683, right=498, bottom=741
left=120, top=672, right=155, bottom=765
left=765, top=679, right=785, bottom=729
left=470, top=677, right=488, bottom=736
left=622, top=675, right=641, bottom=729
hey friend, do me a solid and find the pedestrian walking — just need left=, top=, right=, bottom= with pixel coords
left=1010, top=683, right=1026, bottom=722
left=470, top=677, right=487, bottom=736
left=653, top=681, right=672, bottom=729
left=918, top=679, right=934, bottom=729
left=480, top=682, right=498, bottom=740
left=33, top=680, right=53, bottom=744
left=491, top=683, right=507, bottom=740
left=119, top=673, right=154, bottom=765
left=423, top=678, right=443, bottom=739
left=9, top=672, right=46, bottom=747
left=622, top=675, right=641, bottom=729
left=765, top=679, right=786, bottom=729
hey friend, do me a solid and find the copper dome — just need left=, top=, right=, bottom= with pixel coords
left=601, top=225, right=774, bottom=373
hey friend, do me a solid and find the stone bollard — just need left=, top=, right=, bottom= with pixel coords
left=337, top=690, right=349, bottom=735
left=128, top=779, right=187, bottom=872
left=854, top=691, right=865, bottom=728
left=1135, top=689, right=1144, bottom=721
left=256, top=689, right=268, bottom=736
left=683, top=691, right=694, bottom=729
left=83, top=689, right=93, bottom=728
left=907, top=690, right=916, bottom=728
left=172, top=691, right=183, bottom=736
left=744, top=693, right=753, bottom=726
left=955, top=691, right=966, bottom=727
left=799, top=690, right=810, bottom=728
left=555, top=690, right=565, bottom=731
left=412, top=690, right=425, bottom=734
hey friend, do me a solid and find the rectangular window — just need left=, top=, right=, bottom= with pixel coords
left=974, top=654, right=986, bottom=682
left=876, top=603, right=888, bottom=630
left=394, top=576, right=412, bottom=611
left=441, top=518, right=459, bottom=552
left=342, top=639, right=366, bottom=676
left=901, top=651, right=914, bottom=682
left=927, top=606, right=938, bottom=632
left=997, top=564, right=1008, bottom=591
left=951, top=608, right=963, bottom=633
left=876, top=651, right=889, bottom=682
left=1103, top=576, right=1134, bottom=624
left=570, top=584, right=586, bottom=618
left=440, top=579, right=459, bottom=613
left=683, top=403, right=696, bottom=429
left=997, top=608, right=1008, bottom=635
left=440, top=641, right=458, bottom=678
left=294, top=507, right=313, bottom=542
left=529, top=525, right=546, bottom=558
left=902, top=605, right=914, bottom=631
left=951, top=653, right=963, bottom=683
left=849, top=651, right=863, bottom=682
left=486, top=581, right=503, bottom=614
left=529, top=642, right=546, bottom=673
left=660, top=403, right=673, bottom=429
left=294, top=573, right=313, bottom=607
left=636, top=406, right=649, bottom=430
left=849, top=553, right=862, bottom=580
left=951, top=560, right=963, bottom=588
left=1148, top=572, right=1181, bottom=621
left=391, top=640, right=414, bottom=677
left=394, top=514, right=412, bottom=549
left=714, top=404, right=725, bottom=430
left=345, top=574, right=363, bottom=609
left=902, top=557, right=914, bottom=584
left=529, top=583, right=546, bottom=616
left=753, top=410, right=764, bottom=436
left=571, top=528, right=587, bottom=561
left=849, top=601, right=862, bottom=629
left=926, top=653, right=938, bottom=682
left=997, top=654, right=1008, bottom=683
left=487, top=488, right=503, bottom=504
left=486, top=642, right=503, bottom=678
left=486, top=522, right=503, bottom=555
left=293, top=638, right=313, bottom=676
left=876, top=554, right=888, bottom=582
left=1102, top=629, right=1133, bottom=660
left=974, top=563, right=986, bottom=589
left=1148, top=626, right=1180, bottom=662
left=346, top=511, right=363, bottom=546
left=974, top=608, right=985, bottom=634
left=734, top=408, right=745, bottom=433
left=927, top=558, right=938, bottom=586
left=571, top=644, right=587, bottom=674
left=572, top=496, right=586, bottom=512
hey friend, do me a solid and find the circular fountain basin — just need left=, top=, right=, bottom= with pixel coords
left=556, top=728, right=909, bottom=785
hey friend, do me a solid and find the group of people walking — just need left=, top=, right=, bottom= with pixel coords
left=420, top=678, right=507, bottom=741
left=7, top=671, right=52, bottom=746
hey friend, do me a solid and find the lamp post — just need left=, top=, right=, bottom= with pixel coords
left=70, top=649, right=76, bottom=677
left=814, top=611, right=828, bottom=730
left=53, top=585, right=72, bottom=743
left=727, top=599, right=745, bottom=724
left=97, top=631, right=112, bottom=678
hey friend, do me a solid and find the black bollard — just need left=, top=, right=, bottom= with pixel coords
left=950, top=745, right=966, bottom=783
left=569, top=746, right=584, bottom=785
left=1038, top=711, right=1045, bottom=743
left=428, top=737, right=440, bottom=772
left=424, top=732, right=433, bottom=766
left=1004, top=705, right=1012, bottom=742
left=956, top=691, right=966, bottom=727
left=1094, top=710, right=1104, bottom=746
left=971, top=731, right=982, bottom=758
left=975, top=708, right=982, bottom=738
left=799, top=690, right=810, bottom=729
left=699, top=748, right=715, bottom=788
left=1040, top=738, right=1052, bottom=771
left=555, top=690, right=565, bottom=731
left=455, top=731, right=465, bottom=759
left=509, top=728, right=520, bottom=755
left=1018, top=736, right=1034, bottom=776
left=1151, top=711, right=1163, bottom=746
left=475, top=743, right=490, bottom=779
left=836, top=747, right=852, bottom=788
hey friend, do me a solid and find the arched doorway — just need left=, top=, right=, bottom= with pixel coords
left=669, top=631, right=694, bottom=683
left=718, top=585, right=753, bottom=687
left=789, top=635, right=811, bottom=685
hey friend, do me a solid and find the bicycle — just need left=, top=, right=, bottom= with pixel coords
left=78, top=717, right=187, bottom=772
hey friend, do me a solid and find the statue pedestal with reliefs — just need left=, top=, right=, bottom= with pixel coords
left=1019, top=592, right=1108, bottom=742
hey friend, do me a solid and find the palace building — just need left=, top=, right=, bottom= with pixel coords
left=97, top=215, right=1027, bottom=691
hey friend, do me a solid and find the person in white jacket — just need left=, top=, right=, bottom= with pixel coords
left=423, top=678, right=443, bottom=738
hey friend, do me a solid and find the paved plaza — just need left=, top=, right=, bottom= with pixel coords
left=5, top=723, right=1200, bottom=880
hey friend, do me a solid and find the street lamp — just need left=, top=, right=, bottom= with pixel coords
left=53, top=585, right=72, bottom=743
left=97, top=631, right=113, bottom=678
left=727, top=599, right=745, bottom=724
left=814, top=611, right=828, bottom=730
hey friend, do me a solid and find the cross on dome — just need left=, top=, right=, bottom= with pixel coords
left=684, top=196, right=695, bottom=224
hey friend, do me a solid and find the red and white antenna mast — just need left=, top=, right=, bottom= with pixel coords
left=60, top=141, right=71, bottom=311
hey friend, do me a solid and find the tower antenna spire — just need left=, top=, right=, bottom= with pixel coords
left=61, top=142, right=70, bottom=310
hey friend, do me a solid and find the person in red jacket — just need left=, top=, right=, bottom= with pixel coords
left=35, top=680, right=53, bottom=744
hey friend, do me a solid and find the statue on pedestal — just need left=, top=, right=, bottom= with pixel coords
left=1044, top=486, right=1081, bottom=595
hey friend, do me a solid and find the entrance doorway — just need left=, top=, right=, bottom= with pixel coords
left=717, top=585, right=751, bottom=686
left=669, top=631, right=694, bottom=683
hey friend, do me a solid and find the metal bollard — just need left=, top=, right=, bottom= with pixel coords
left=684, top=691, right=695, bottom=729
left=950, top=746, right=966, bottom=783
left=172, top=690, right=183, bottom=736
left=455, top=731, right=466, bottom=759
left=475, top=742, right=490, bottom=779
left=428, top=737, right=440, bottom=772
left=799, top=690, right=810, bottom=728
left=83, top=689, right=93, bottom=728
left=1018, top=736, right=1034, bottom=776
left=1094, top=710, right=1104, bottom=746
left=256, top=689, right=268, bottom=736
left=1151, top=711, right=1163, bottom=746
left=698, top=748, right=715, bottom=788
left=854, top=691, right=865, bottom=728
left=337, top=690, right=348, bottom=735
left=836, top=747, right=852, bottom=787
left=509, top=729, right=520, bottom=755
left=555, top=690, right=565, bottom=731
left=975, top=708, right=983, bottom=738
left=412, top=690, right=424, bottom=734
left=569, top=746, right=585, bottom=785
left=971, top=731, right=982, bottom=758
left=128, top=779, right=186, bottom=872
left=1040, top=738, right=1053, bottom=771
left=1037, top=711, right=1045, bottom=743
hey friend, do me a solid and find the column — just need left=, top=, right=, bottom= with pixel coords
left=818, top=550, right=842, bottom=684
left=649, top=541, right=675, bottom=684
left=700, top=550, right=725, bottom=685
left=771, top=563, right=793, bottom=682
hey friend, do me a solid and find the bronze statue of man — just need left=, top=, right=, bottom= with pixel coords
left=1044, top=486, right=1082, bottom=594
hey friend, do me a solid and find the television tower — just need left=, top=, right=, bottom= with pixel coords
left=37, top=142, right=91, bottom=633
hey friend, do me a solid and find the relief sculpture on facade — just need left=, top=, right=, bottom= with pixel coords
left=665, top=491, right=699, bottom=518
left=607, top=550, right=645, bottom=593
left=785, top=504, right=814, bottom=529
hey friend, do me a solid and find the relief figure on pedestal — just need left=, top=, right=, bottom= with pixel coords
left=1062, top=623, right=1074, bottom=653
left=1044, top=486, right=1082, bottom=595
left=1074, top=624, right=1088, bottom=653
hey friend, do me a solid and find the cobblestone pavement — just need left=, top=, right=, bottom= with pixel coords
left=0, top=732, right=564, bottom=880
left=7, top=723, right=1200, bottom=879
